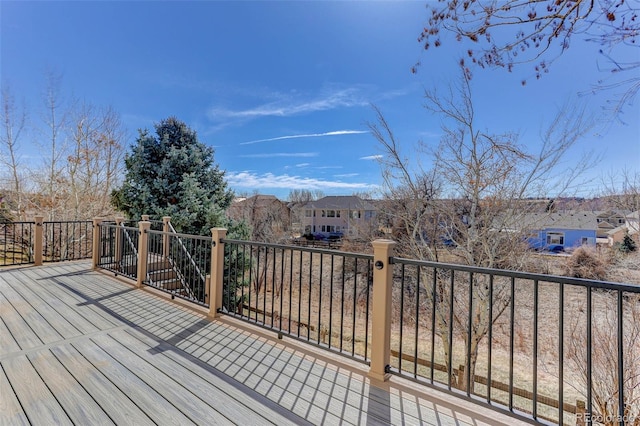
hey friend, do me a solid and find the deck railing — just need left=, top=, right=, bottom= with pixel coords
left=1, top=217, right=93, bottom=266
left=86, top=222, right=639, bottom=426
left=96, top=222, right=139, bottom=280
left=145, top=228, right=211, bottom=305
left=221, top=238, right=374, bottom=362
left=0, top=221, right=34, bottom=266
left=42, top=220, right=92, bottom=262
left=388, top=256, right=640, bottom=425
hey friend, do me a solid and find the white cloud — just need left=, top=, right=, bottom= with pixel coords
left=360, top=155, right=383, bottom=160
left=238, top=152, right=318, bottom=158
left=295, top=163, right=310, bottom=168
left=226, top=171, right=377, bottom=190
left=210, top=87, right=368, bottom=120
left=240, top=130, right=368, bottom=145
left=334, top=173, right=359, bottom=178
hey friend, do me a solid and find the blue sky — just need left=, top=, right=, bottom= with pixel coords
left=2, top=1, right=638, bottom=199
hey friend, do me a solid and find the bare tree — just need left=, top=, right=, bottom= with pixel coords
left=34, top=70, right=70, bottom=221
left=415, top=0, right=639, bottom=113
left=0, top=84, right=27, bottom=220
left=67, top=102, right=126, bottom=219
left=370, top=68, right=594, bottom=390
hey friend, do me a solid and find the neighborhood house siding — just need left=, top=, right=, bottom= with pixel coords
left=300, top=196, right=377, bottom=237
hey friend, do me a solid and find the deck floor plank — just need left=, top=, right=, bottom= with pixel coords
left=49, top=343, right=155, bottom=426
left=70, top=338, right=197, bottom=425
left=0, top=314, right=21, bottom=356
left=3, top=274, right=85, bottom=341
left=0, top=279, right=44, bottom=351
left=116, top=327, right=307, bottom=426
left=2, top=354, right=73, bottom=425
left=27, top=349, right=115, bottom=425
left=90, top=333, right=236, bottom=426
left=18, top=267, right=122, bottom=331
left=11, top=269, right=103, bottom=335
left=0, top=364, right=29, bottom=426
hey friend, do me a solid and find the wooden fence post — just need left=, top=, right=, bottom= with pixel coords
left=575, top=399, right=586, bottom=426
left=34, top=216, right=43, bottom=266
left=136, top=221, right=150, bottom=288
left=208, top=228, right=227, bottom=318
left=33, top=216, right=44, bottom=266
left=114, top=217, right=124, bottom=266
left=368, top=239, right=396, bottom=382
left=91, top=218, right=103, bottom=270
left=162, top=216, right=171, bottom=259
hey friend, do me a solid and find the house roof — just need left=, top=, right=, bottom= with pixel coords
left=302, top=195, right=377, bottom=211
left=520, top=211, right=600, bottom=231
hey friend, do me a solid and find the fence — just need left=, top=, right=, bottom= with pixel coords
left=145, top=228, right=211, bottom=305
left=1, top=217, right=93, bottom=267
left=387, top=256, right=639, bottom=426
left=0, top=221, right=34, bottom=266
left=97, top=221, right=140, bottom=281
left=221, top=238, right=374, bottom=362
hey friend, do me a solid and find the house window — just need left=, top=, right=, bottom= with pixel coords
left=304, top=225, right=311, bottom=233
left=327, top=210, right=336, bottom=218
left=581, top=237, right=589, bottom=245
left=321, top=210, right=326, bottom=217
left=351, top=210, right=361, bottom=219
left=305, top=210, right=316, bottom=218
left=547, top=232, right=564, bottom=245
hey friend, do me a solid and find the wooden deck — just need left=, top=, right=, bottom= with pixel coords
left=1, top=262, right=525, bottom=425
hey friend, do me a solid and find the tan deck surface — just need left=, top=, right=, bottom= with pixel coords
left=0, top=261, right=526, bottom=425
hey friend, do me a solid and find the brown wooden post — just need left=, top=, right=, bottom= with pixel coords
left=457, top=364, right=466, bottom=390
left=368, top=239, right=396, bottom=382
left=141, top=215, right=149, bottom=221
left=575, top=399, right=586, bottom=426
left=114, top=217, right=124, bottom=266
left=162, top=216, right=171, bottom=259
left=34, top=215, right=44, bottom=266
left=91, top=218, right=103, bottom=269
left=205, top=275, right=211, bottom=306
left=208, top=228, right=227, bottom=318
left=136, top=221, right=151, bottom=288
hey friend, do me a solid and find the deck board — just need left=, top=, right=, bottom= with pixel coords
left=2, top=355, right=73, bottom=425
left=0, top=364, right=29, bottom=426
left=27, top=349, right=114, bottom=425
left=0, top=262, right=523, bottom=426
left=49, top=344, right=154, bottom=426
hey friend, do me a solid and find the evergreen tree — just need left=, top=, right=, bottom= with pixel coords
left=620, top=232, right=637, bottom=253
left=111, top=117, right=234, bottom=235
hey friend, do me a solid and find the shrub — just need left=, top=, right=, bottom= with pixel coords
left=564, top=246, right=608, bottom=280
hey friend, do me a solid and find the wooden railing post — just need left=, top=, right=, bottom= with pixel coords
left=34, top=215, right=44, bottom=266
left=114, top=217, right=124, bottom=266
left=141, top=215, right=149, bottom=222
left=136, top=221, right=151, bottom=288
left=575, top=399, right=586, bottom=426
left=368, top=239, right=396, bottom=382
left=208, top=228, right=227, bottom=318
left=91, top=218, right=103, bottom=270
left=162, top=216, right=171, bottom=259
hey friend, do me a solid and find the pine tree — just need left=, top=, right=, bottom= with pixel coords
left=111, top=117, right=234, bottom=236
left=620, top=232, right=637, bottom=253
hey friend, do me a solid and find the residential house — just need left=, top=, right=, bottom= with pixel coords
left=300, top=195, right=378, bottom=238
left=523, top=212, right=598, bottom=251
left=595, top=210, right=628, bottom=238
left=606, top=210, right=640, bottom=247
